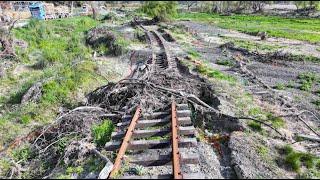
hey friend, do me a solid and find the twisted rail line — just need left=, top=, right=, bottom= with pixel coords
left=104, top=19, right=202, bottom=179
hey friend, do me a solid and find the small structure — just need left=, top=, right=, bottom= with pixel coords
left=29, top=2, right=46, bottom=20
left=28, top=2, right=71, bottom=20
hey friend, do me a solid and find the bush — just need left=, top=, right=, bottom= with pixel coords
left=91, top=120, right=115, bottom=147
left=140, top=1, right=178, bottom=21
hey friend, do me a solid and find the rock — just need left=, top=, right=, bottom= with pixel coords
left=21, top=82, right=43, bottom=104
left=98, top=160, right=114, bottom=179
left=85, top=172, right=98, bottom=179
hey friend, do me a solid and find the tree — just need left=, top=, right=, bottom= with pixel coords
left=184, top=1, right=197, bottom=11
left=90, top=1, right=98, bottom=20
left=140, top=1, right=178, bottom=21
left=251, top=1, right=267, bottom=12
left=294, top=1, right=320, bottom=10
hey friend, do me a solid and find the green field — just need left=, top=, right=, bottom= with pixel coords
left=175, top=12, right=320, bottom=43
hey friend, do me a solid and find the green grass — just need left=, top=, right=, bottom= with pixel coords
left=175, top=12, right=320, bottom=43
left=0, top=16, right=108, bottom=148
left=298, top=72, right=318, bottom=82
left=91, top=120, right=115, bottom=147
left=266, top=113, right=285, bottom=129
left=256, top=144, right=270, bottom=161
left=216, top=59, right=235, bottom=66
left=187, top=48, right=201, bottom=59
left=246, top=108, right=285, bottom=132
left=298, top=72, right=319, bottom=91
left=226, top=38, right=285, bottom=53
left=274, top=83, right=286, bottom=90
left=12, top=144, right=33, bottom=162
left=195, top=64, right=236, bottom=83
left=282, top=145, right=320, bottom=173
left=57, top=166, right=84, bottom=179
left=248, top=121, right=262, bottom=131
left=312, top=100, right=320, bottom=108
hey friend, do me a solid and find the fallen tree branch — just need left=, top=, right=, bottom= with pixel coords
left=238, top=117, right=283, bottom=137
left=295, top=133, right=320, bottom=142
left=298, top=115, right=320, bottom=137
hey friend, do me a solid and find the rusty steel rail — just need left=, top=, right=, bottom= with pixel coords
left=108, top=106, right=142, bottom=178
left=171, top=100, right=183, bottom=179
left=134, top=19, right=172, bottom=71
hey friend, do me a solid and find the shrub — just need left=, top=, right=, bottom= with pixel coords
left=91, top=120, right=115, bottom=147
left=140, top=1, right=178, bottom=21
left=0, top=159, right=11, bottom=177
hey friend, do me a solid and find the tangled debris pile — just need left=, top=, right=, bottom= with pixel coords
left=86, top=26, right=126, bottom=56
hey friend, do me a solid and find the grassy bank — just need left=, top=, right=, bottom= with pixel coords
left=175, top=12, right=320, bottom=43
left=0, top=16, right=107, bottom=149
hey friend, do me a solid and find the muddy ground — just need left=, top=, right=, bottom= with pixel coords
left=159, top=20, right=320, bottom=178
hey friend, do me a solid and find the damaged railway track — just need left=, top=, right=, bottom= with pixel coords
left=105, top=20, right=204, bottom=179
left=106, top=102, right=202, bottom=179
left=7, top=16, right=311, bottom=179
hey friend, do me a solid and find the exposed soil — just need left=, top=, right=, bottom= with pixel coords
left=162, top=19, right=320, bottom=178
